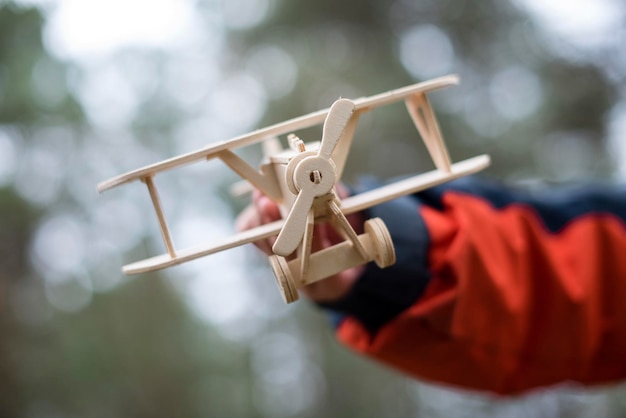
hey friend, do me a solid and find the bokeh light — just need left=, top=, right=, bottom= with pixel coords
left=399, top=24, right=455, bottom=80
left=489, top=66, right=543, bottom=122
left=0, top=129, right=17, bottom=186
left=30, top=214, right=86, bottom=283
left=246, top=45, right=298, bottom=99
left=609, top=104, right=626, bottom=181
left=517, top=0, right=623, bottom=51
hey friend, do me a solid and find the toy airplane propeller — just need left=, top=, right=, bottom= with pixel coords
left=97, top=75, right=490, bottom=303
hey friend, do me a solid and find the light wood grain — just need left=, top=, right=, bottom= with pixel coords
left=143, top=176, right=176, bottom=258
left=269, top=255, right=299, bottom=303
left=289, top=218, right=393, bottom=288
left=406, top=92, right=452, bottom=173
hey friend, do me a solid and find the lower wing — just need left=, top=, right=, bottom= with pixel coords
left=123, top=154, right=489, bottom=275
left=123, top=219, right=284, bottom=274
left=340, top=154, right=490, bottom=214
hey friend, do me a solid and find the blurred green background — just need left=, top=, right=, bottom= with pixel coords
left=1, top=0, right=625, bottom=416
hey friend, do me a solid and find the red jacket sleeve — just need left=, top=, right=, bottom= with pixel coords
left=320, top=177, right=626, bottom=394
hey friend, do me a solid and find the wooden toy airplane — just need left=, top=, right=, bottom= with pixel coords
left=98, top=74, right=490, bottom=303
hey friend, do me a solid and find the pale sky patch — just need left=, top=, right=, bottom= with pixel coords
left=517, top=0, right=623, bottom=49
left=43, top=0, right=202, bottom=60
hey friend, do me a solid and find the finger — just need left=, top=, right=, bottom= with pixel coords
left=334, top=182, right=349, bottom=199
left=235, top=203, right=275, bottom=255
left=258, top=195, right=281, bottom=223
left=255, top=237, right=273, bottom=256
left=300, top=265, right=363, bottom=302
left=310, top=222, right=330, bottom=253
left=235, top=204, right=260, bottom=232
left=253, top=190, right=281, bottom=222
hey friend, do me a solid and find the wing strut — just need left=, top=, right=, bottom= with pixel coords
left=143, top=175, right=176, bottom=258
left=217, top=150, right=282, bottom=200
left=405, top=92, right=452, bottom=173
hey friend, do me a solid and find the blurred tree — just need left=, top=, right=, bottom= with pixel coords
left=0, top=188, right=40, bottom=417
left=0, top=5, right=82, bottom=125
left=0, top=5, right=254, bottom=417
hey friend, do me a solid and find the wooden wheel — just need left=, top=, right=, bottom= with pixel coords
left=364, top=218, right=396, bottom=268
left=268, top=255, right=300, bottom=304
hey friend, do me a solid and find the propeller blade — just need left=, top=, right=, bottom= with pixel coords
left=273, top=98, right=354, bottom=257
left=272, top=188, right=317, bottom=256
left=318, top=98, right=355, bottom=160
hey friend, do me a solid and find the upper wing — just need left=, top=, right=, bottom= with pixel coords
left=97, top=108, right=330, bottom=193
left=352, top=74, right=458, bottom=111
left=122, top=218, right=285, bottom=275
left=98, top=75, right=460, bottom=193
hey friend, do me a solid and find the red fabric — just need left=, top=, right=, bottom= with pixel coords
left=337, top=192, right=626, bottom=394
